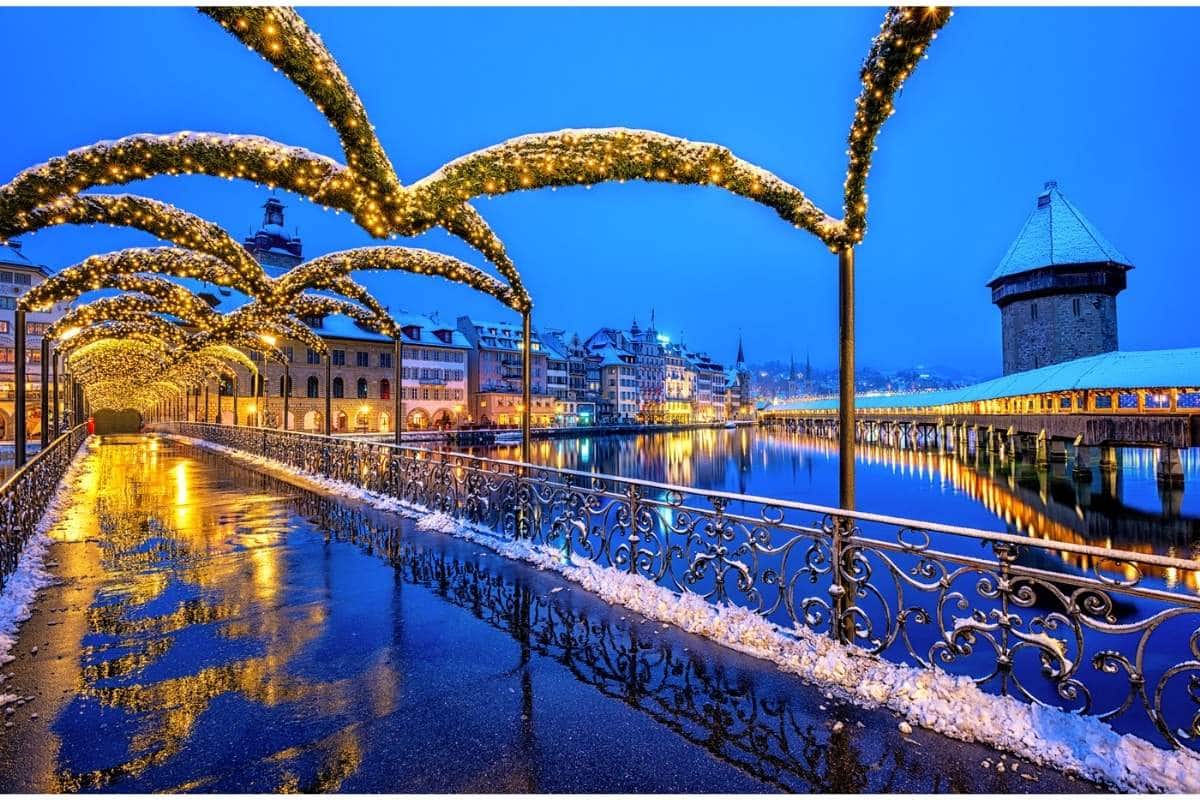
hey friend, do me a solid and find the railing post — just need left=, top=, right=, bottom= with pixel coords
left=626, top=483, right=641, bottom=574
left=828, top=514, right=857, bottom=645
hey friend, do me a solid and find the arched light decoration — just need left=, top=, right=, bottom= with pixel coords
left=2, top=194, right=273, bottom=293
left=2, top=5, right=952, bottom=473
left=277, top=246, right=522, bottom=312
left=0, top=6, right=949, bottom=294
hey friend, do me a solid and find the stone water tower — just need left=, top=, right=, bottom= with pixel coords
left=988, top=181, right=1133, bottom=375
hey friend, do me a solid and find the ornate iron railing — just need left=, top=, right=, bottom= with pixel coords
left=0, top=423, right=89, bottom=587
left=161, top=422, right=1200, bottom=752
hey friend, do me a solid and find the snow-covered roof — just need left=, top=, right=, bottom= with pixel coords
left=770, top=348, right=1200, bottom=412
left=988, top=182, right=1132, bottom=285
left=0, top=240, right=50, bottom=276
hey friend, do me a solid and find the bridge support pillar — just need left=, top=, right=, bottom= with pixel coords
left=1073, top=439, right=1092, bottom=483
left=1156, top=447, right=1185, bottom=489
left=1099, top=446, right=1119, bottom=472
left=987, top=425, right=998, bottom=453
left=1035, top=430, right=1049, bottom=467
left=1049, top=439, right=1069, bottom=464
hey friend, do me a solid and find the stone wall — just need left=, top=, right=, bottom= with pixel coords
left=1000, top=291, right=1118, bottom=375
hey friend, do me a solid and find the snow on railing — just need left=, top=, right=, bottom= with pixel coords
left=160, top=421, right=1200, bottom=753
left=0, top=424, right=89, bottom=589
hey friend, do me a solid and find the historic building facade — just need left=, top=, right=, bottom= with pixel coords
left=989, top=181, right=1132, bottom=375
left=193, top=201, right=469, bottom=433
left=456, top=316, right=555, bottom=427
left=0, top=241, right=67, bottom=441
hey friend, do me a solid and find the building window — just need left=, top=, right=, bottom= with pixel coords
left=356, top=351, right=369, bottom=367
left=0, top=321, right=8, bottom=333
left=333, top=377, right=344, bottom=398
left=0, top=298, right=14, bottom=310
left=285, top=346, right=294, bottom=362
left=380, top=379, right=391, bottom=400
left=1072, top=297, right=1081, bottom=317
left=306, top=348, right=320, bottom=365
left=332, top=350, right=345, bottom=366
left=379, top=352, right=392, bottom=369
left=357, top=377, right=369, bottom=399
left=306, top=376, right=319, bottom=398
left=1030, top=303, right=1038, bottom=321
left=27, top=322, right=50, bottom=336
left=279, top=375, right=293, bottom=396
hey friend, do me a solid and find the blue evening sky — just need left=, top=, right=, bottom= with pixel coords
left=1, top=6, right=1196, bottom=375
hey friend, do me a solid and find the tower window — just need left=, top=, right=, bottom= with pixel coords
left=1073, top=297, right=1081, bottom=317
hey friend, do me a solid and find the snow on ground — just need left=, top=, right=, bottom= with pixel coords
left=0, top=439, right=96, bottom=668
left=166, top=432, right=1200, bottom=793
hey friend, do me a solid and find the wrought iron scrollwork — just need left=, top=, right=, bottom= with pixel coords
left=162, top=422, right=1200, bottom=754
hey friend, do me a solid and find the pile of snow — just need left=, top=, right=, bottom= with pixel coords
left=415, top=511, right=461, bottom=535
left=163, top=432, right=1200, bottom=793
left=0, top=439, right=96, bottom=668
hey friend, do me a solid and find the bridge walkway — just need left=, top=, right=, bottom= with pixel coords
left=0, top=435, right=1088, bottom=792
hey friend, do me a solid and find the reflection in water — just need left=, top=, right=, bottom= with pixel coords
left=35, top=435, right=1061, bottom=793
left=50, top=436, right=389, bottom=792
left=465, top=428, right=1200, bottom=592
left=290, top=492, right=1002, bottom=793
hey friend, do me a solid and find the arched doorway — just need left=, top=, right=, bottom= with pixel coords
left=379, top=411, right=391, bottom=433
left=406, top=408, right=429, bottom=430
left=303, top=410, right=323, bottom=432
left=335, top=410, right=348, bottom=432
left=432, top=409, right=453, bottom=430
left=0, top=410, right=9, bottom=441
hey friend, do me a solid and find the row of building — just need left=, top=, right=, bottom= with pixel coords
left=0, top=198, right=754, bottom=437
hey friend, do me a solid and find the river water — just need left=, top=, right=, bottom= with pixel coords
left=464, top=427, right=1200, bottom=589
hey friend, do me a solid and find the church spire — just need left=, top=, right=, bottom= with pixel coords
left=736, top=334, right=745, bottom=368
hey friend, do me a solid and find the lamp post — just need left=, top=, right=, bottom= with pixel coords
left=324, top=353, right=332, bottom=436
left=13, top=309, right=26, bottom=467
left=52, top=349, right=59, bottom=438
left=838, top=247, right=856, bottom=510
left=521, top=310, right=532, bottom=464
left=39, top=336, right=49, bottom=448
left=259, top=334, right=286, bottom=431
left=393, top=336, right=402, bottom=446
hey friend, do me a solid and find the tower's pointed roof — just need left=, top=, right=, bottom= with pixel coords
left=736, top=335, right=745, bottom=366
left=988, top=181, right=1133, bottom=286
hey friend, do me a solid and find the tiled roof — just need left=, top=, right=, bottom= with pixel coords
left=988, top=182, right=1132, bottom=285
left=769, top=348, right=1200, bottom=412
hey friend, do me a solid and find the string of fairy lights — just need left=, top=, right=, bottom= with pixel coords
left=0, top=5, right=951, bottom=417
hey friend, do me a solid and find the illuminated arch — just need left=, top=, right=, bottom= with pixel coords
left=2, top=194, right=270, bottom=292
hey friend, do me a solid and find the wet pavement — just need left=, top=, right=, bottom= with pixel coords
left=0, top=435, right=1097, bottom=792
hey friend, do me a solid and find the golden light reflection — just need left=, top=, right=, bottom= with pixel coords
left=43, top=436, right=399, bottom=791
left=776, top=431, right=1200, bottom=594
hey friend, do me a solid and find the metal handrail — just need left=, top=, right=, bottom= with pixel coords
left=167, top=421, right=1200, bottom=575
left=0, top=423, right=89, bottom=587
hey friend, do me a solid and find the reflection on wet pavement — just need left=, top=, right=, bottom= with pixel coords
left=0, top=435, right=1092, bottom=792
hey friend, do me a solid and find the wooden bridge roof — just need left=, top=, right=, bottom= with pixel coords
left=769, top=348, right=1200, bottom=412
